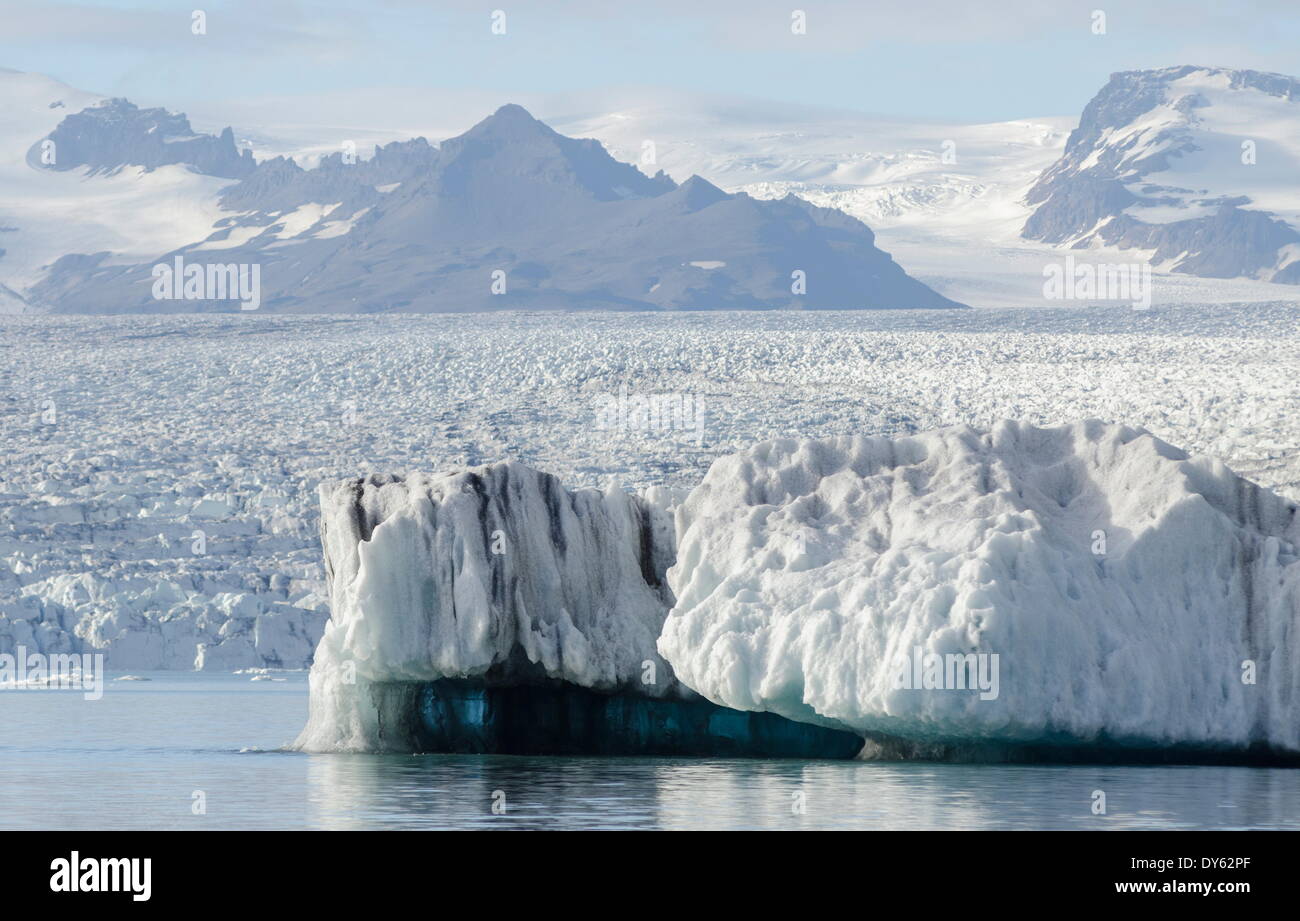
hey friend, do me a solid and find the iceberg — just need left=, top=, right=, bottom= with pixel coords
left=293, top=464, right=860, bottom=757
left=659, top=420, right=1300, bottom=760
left=296, top=421, right=1300, bottom=762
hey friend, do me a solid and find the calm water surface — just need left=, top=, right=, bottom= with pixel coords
left=2, top=673, right=1297, bottom=830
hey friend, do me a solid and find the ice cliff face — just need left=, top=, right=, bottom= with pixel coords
left=1023, top=66, right=1300, bottom=284
left=0, top=586, right=326, bottom=672
left=659, top=420, right=1300, bottom=756
left=295, top=464, right=685, bottom=751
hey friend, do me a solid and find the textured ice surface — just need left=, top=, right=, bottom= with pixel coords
left=295, top=462, right=862, bottom=756
left=3, top=306, right=1298, bottom=670
left=294, top=463, right=683, bottom=751
left=659, top=420, right=1300, bottom=754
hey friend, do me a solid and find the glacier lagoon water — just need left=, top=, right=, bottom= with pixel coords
left=4, top=672, right=1300, bottom=831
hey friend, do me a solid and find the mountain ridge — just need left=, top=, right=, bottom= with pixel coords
left=1022, top=65, right=1300, bottom=284
left=27, top=101, right=964, bottom=312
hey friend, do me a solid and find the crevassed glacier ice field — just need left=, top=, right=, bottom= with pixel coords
left=3, top=305, right=1298, bottom=672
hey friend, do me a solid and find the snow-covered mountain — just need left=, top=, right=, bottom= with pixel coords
left=37, top=96, right=255, bottom=179
left=1024, top=66, right=1300, bottom=284
left=0, top=69, right=235, bottom=302
left=5, top=67, right=1298, bottom=310
left=12, top=82, right=960, bottom=311
left=549, top=98, right=1069, bottom=231
left=200, top=88, right=1080, bottom=309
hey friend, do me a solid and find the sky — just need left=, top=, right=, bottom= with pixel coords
left=1, top=0, right=1299, bottom=125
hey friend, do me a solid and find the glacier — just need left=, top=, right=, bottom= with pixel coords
left=660, top=420, right=1300, bottom=759
left=12, top=308, right=1298, bottom=679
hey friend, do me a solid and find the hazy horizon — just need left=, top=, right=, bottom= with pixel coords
left=3, top=0, right=1299, bottom=129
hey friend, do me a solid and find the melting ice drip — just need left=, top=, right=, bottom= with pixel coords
left=296, top=421, right=1300, bottom=763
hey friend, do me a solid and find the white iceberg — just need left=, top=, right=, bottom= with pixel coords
left=294, top=464, right=683, bottom=751
left=659, top=420, right=1300, bottom=756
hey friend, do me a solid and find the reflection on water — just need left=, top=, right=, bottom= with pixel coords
left=2, top=672, right=1298, bottom=830
left=303, top=752, right=1300, bottom=830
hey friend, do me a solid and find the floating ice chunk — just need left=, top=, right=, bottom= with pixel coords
left=659, top=420, right=1300, bottom=756
left=294, top=463, right=683, bottom=751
